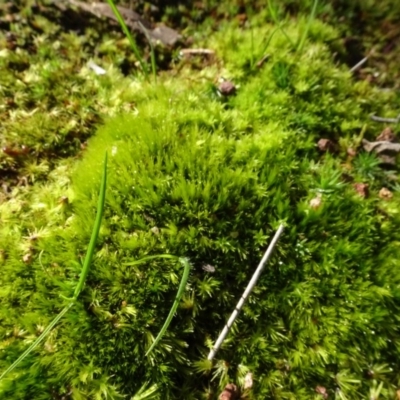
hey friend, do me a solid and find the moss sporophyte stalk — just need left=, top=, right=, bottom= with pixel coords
left=1, top=1, right=400, bottom=399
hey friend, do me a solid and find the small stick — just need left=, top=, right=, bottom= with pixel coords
left=207, top=224, right=284, bottom=361
left=350, top=56, right=368, bottom=72
left=256, top=54, right=270, bottom=68
left=180, top=48, right=215, bottom=57
left=370, top=114, right=400, bottom=123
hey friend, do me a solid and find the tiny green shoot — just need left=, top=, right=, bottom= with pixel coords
left=260, top=26, right=279, bottom=56
left=137, top=21, right=157, bottom=82
left=267, top=0, right=295, bottom=49
left=296, top=0, right=319, bottom=54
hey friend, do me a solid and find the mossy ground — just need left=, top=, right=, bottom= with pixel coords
left=1, top=1, right=400, bottom=399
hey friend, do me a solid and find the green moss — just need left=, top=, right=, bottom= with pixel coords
left=0, top=0, right=151, bottom=186
left=1, top=7, right=400, bottom=400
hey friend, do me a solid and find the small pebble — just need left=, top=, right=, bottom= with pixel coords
left=218, top=80, right=236, bottom=96
left=379, top=187, right=393, bottom=200
left=317, top=138, right=336, bottom=152
left=353, top=183, right=369, bottom=198
left=310, top=194, right=322, bottom=210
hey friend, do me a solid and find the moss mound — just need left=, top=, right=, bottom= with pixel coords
left=1, top=14, right=400, bottom=400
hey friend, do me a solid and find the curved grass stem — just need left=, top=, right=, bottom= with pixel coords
left=297, top=0, right=319, bottom=54
left=125, top=255, right=191, bottom=356
left=105, top=0, right=149, bottom=79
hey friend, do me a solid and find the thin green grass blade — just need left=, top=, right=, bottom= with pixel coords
left=250, top=23, right=254, bottom=68
left=253, top=26, right=280, bottom=70
left=0, top=154, right=108, bottom=381
left=145, top=257, right=191, bottom=356
left=0, top=304, right=73, bottom=380
left=72, top=153, right=108, bottom=299
left=297, top=0, right=319, bottom=53
left=106, top=0, right=149, bottom=78
left=267, top=0, right=295, bottom=48
left=124, top=255, right=191, bottom=355
left=137, top=21, right=157, bottom=82
left=124, top=254, right=179, bottom=266
left=259, top=26, right=279, bottom=57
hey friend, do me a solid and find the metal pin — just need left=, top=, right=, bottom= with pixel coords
left=350, top=56, right=368, bottom=72
left=207, top=224, right=285, bottom=361
left=370, top=114, right=400, bottom=123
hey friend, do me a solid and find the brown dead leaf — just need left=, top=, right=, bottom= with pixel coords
left=379, top=187, right=393, bottom=200
left=315, top=385, right=328, bottom=399
left=317, top=138, right=336, bottom=152
left=219, top=383, right=239, bottom=400
left=23, top=252, right=32, bottom=264
left=353, top=183, right=369, bottom=198
left=347, top=147, right=357, bottom=157
left=376, top=127, right=395, bottom=142
left=362, top=138, right=400, bottom=165
left=309, top=194, right=322, bottom=210
left=362, top=139, right=400, bottom=154
left=244, top=372, right=253, bottom=390
left=2, top=145, right=29, bottom=157
left=218, top=80, right=236, bottom=96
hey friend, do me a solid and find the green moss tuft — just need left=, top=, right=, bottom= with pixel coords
left=1, top=10, right=400, bottom=400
